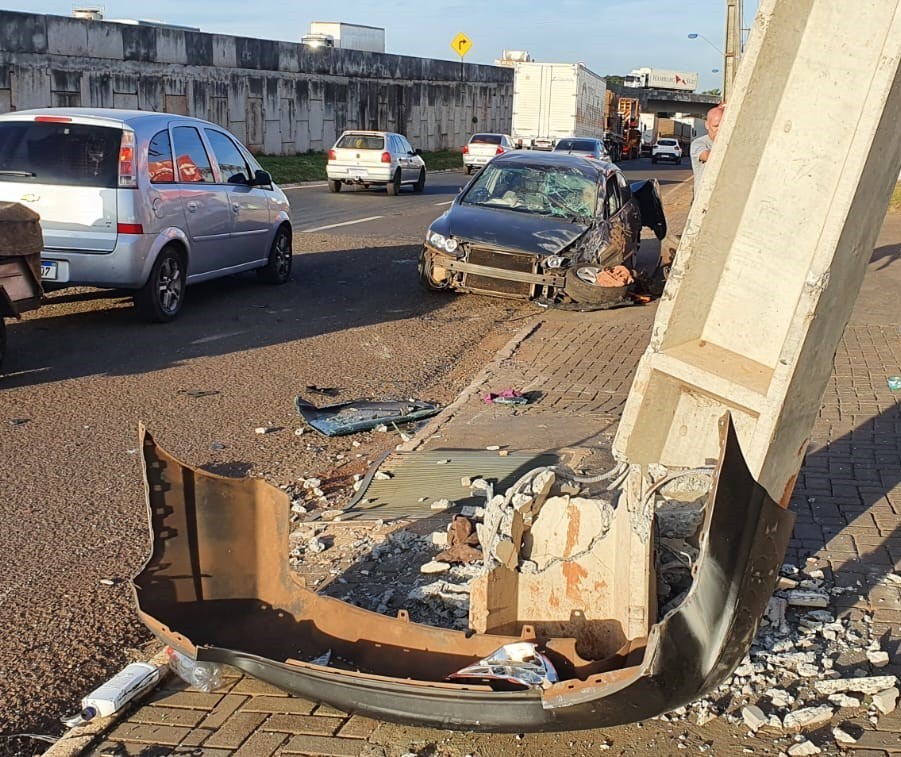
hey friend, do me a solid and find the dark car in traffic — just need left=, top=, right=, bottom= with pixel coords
left=552, top=137, right=611, bottom=162
left=418, top=151, right=666, bottom=306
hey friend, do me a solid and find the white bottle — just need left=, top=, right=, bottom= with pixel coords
left=81, top=662, right=162, bottom=719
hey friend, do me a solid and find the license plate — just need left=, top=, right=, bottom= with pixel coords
left=40, top=261, right=58, bottom=280
left=347, top=168, right=368, bottom=178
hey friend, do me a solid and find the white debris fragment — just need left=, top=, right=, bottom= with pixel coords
left=866, top=649, right=890, bottom=668
left=486, top=445, right=501, bottom=451
left=741, top=704, right=767, bottom=732
left=374, top=471, right=393, bottom=480
left=307, top=537, right=326, bottom=553
left=430, top=499, right=453, bottom=510
left=787, top=740, right=821, bottom=756
left=436, top=459, right=451, bottom=465
left=420, top=560, right=451, bottom=575
left=872, top=687, right=899, bottom=715
left=814, top=676, right=897, bottom=696
left=766, top=597, right=788, bottom=625
left=461, top=505, right=485, bottom=519
left=255, top=426, right=277, bottom=434
left=831, top=726, right=857, bottom=746
left=884, top=573, right=901, bottom=586
left=374, top=424, right=388, bottom=432
left=785, top=589, right=830, bottom=608
left=767, top=688, right=794, bottom=708
left=827, top=693, right=860, bottom=708
left=782, top=705, right=833, bottom=732
left=431, top=531, right=449, bottom=547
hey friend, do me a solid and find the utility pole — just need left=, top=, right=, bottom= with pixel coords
left=723, top=0, right=741, bottom=102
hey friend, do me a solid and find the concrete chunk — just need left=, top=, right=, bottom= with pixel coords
left=741, top=704, right=767, bottom=732
left=872, top=687, right=899, bottom=715
left=782, top=705, right=833, bottom=732
left=785, top=589, right=829, bottom=608
left=787, top=741, right=821, bottom=756
left=814, top=676, right=897, bottom=696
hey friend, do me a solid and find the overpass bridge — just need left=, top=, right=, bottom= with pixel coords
left=610, top=85, right=722, bottom=118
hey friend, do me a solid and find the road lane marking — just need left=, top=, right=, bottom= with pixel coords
left=191, top=330, right=250, bottom=345
left=300, top=215, right=383, bottom=233
left=433, top=200, right=455, bottom=206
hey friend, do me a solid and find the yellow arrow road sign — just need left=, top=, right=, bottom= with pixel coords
left=450, top=32, right=472, bottom=57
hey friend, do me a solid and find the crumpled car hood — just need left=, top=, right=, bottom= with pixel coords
left=440, top=204, right=588, bottom=255
left=132, top=418, right=794, bottom=732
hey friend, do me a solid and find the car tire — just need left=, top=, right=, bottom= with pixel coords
left=464, top=165, right=472, bottom=175
left=257, top=225, right=293, bottom=285
left=563, top=266, right=630, bottom=306
left=387, top=169, right=401, bottom=196
left=135, top=245, right=186, bottom=323
left=413, top=168, right=426, bottom=193
left=327, top=179, right=342, bottom=193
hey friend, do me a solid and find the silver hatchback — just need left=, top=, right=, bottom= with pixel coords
left=0, top=108, right=293, bottom=321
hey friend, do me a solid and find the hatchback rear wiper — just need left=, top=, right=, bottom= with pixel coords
left=0, top=170, right=37, bottom=177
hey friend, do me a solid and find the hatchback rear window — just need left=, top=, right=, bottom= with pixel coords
left=555, top=139, right=598, bottom=152
left=336, top=134, right=385, bottom=150
left=658, top=139, right=678, bottom=146
left=470, top=134, right=502, bottom=145
left=0, top=121, right=120, bottom=187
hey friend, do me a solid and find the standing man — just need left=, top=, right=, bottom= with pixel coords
left=690, top=105, right=725, bottom=199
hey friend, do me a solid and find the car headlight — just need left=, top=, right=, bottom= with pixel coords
left=426, top=231, right=459, bottom=254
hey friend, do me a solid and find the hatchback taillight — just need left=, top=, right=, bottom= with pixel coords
left=118, top=130, right=137, bottom=188
left=495, top=146, right=504, bottom=155
left=381, top=151, right=392, bottom=163
left=328, top=149, right=336, bottom=161
left=462, top=144, right=469, bottom=154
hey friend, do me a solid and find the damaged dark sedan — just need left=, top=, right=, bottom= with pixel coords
left=418, top=151, right=666, bottom=306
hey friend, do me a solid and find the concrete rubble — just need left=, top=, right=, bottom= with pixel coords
left=284, top=461, right=897, bottom=752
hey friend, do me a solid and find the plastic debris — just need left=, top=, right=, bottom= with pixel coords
left=294, top=397, right=441, bottom=436
left=448, top=642, right=558, bottom=689
left=887, top=376, right=901, bottom=391
left=483, top=388, right=529, bottom=405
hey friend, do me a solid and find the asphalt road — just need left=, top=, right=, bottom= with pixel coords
left=0, top=156, right=691, bottom=753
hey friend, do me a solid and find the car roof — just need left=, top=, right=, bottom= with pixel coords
left=0, top=107, right=221, bottom=130
left=339, top=130, right=397, bottom=137
left=491, top=150, right=617, bottom=175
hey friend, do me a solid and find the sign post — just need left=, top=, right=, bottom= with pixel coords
left=450, top=32, right=472, bottom=81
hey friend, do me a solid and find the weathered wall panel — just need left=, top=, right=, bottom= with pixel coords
left=0, top=10, right=512, bottom=154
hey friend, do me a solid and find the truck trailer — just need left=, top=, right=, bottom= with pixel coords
left=301, top=22, right=386, bottom=52
left=511, top=62, right=606, bottom=150
left=624, top=67, right=698, bottom=92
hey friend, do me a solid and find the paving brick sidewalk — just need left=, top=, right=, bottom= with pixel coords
left=50, top=186, right=901, bottom=756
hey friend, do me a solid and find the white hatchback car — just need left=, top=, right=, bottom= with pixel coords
left=462, top=133, right=515, bottom=175
left=326, top=131, right=426, bottom=195
left=0, top=108, right=293, bottom=322
left=651, top=138, right=683, bottom=164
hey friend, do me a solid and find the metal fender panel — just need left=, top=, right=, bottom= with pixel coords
left=133, top=419, right=793, bottom=732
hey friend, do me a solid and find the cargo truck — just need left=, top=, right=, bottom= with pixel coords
left=624, top=67, right=699, bottom=92
left=511, top=62, right=606, bottom=150
left=301, top=22, right=386, bottom=52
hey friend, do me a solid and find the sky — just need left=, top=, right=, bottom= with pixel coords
left=6, top=1, right=757, bottom=93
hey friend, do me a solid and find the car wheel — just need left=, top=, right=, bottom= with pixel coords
left=413, top=168, right=426, bottom=193
left=135, top=245, right=186, bottom=323
left=387, top=169, right=401, bottom=196
left=257, top=225, right=293, bottom=285
left=464, top=165, right=472, bottom=175
left=327, top=179, right=342, bottom=193
left=563, top=265, right=630, bottom=306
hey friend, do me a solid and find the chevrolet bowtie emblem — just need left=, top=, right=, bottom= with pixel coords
left=20, top=193, right=40, bottom=202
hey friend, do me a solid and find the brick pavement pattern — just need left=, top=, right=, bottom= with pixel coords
left=57, top=191, right=901, bottom=756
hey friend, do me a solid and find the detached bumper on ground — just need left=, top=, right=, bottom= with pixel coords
left=133, top=419, right=793, bottom=732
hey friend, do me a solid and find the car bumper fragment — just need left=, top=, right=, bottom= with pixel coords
left=133, top=418, right=793, bottom=732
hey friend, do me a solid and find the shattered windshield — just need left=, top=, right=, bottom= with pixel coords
left=461, top=163, right=598, bottom=221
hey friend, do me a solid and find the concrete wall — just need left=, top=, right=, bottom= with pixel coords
left=0, top=11, right=513, bottom=154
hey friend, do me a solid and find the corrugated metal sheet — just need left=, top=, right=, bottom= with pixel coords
left=343, top=449, right=559, bottom=520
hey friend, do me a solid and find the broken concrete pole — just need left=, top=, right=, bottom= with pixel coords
left=782, top=705, right=833, bottom=732
left=612, top=0, right=901, bottom=509
left=526, top=496, right=613, bottom=571
left=814, top=675, right=898, bottom=696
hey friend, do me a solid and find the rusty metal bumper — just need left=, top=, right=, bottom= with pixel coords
left=133, top=420, right=793, bottom=732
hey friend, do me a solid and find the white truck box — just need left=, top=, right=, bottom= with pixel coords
left=511, top=62, right=606, bottom=149
left=306, top=22, right=386, bottom=52
left=624, top=67, right=699, bottom=92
